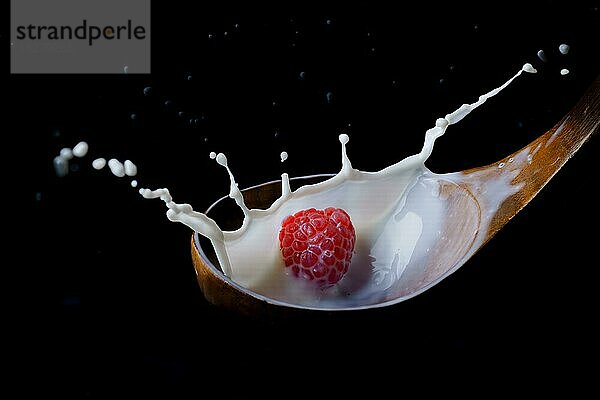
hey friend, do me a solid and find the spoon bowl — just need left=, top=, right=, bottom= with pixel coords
left=192, top=76, right=600, bottom=315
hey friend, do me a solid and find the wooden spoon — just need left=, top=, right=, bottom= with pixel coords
left=191, top=75, right=600, bottom=315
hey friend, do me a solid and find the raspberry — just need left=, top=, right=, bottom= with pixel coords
left=278, top=207, right=356, bottom=287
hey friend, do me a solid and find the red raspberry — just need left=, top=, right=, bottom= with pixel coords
left=278, top=207, right=356, bottom=287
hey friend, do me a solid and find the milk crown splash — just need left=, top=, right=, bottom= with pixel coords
left=138, top=64, right=537, bottom=304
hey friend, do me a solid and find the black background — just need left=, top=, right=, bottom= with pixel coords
left=10, top=1, right=600, bottom=396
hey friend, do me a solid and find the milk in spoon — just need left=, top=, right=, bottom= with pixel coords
left=139, top=64, right=538, bottom=307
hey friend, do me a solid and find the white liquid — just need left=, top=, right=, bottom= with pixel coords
left=131, top=180, right=138, bottom=188
left=559, top=44, right=570, bottom=55
left=54, top=142, right=88, bottom=177
left=280, top=151, right=288, bottom=162
left=60, top=148, right=74, bottom=160
left=73, top=141, right=89, bottom=158
left=560, top=68, right=570, bottom=76
left=124, top=160, right=138, bottom=176
left=53, top=156, right=69, bottom=178
left=108, top=159, right=125, bottom=178
left=537, top=50, right=547, bottom=62
left=140, top=64, right=537, bottom=308
left=92, top=158, right=107, bottom=170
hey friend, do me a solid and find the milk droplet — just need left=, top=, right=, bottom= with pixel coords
left=143, top=87, right=152, bottom=96
left=215, top=153, right=227, bottom=167
left=108, top=159, right=125, bottom=178
left=209, top=152, right=217, bottom=159
left=92, top=158, right=106, bottom=170
left=60, top=148, right=73, bottom=160
left=185, top=73, right=192, bottom=81
left=53, top=156, right=69, bottom=177
left=123, top=66, right=129, bottom=74
left=124, top=160, right=137, bottom=176
left=558, top=44, right=570, bottom=55
left=130, top=113, right=137, bottom=120
left=537, top=50, right=547, bottom=62
left=299, top=71, right=306, bottom=80
left=131, top=180, right=138, bottom=188
left=522, top=63, right=537, bottom=74
left=72, top=141, right=89, bottom=158
left=326, top=19, right=332, bottom=25
left=326, top=92, right=333, bottom=103
left=560, top=68, right=570, bottom=76
left=280, top=151, right=288, bottom=162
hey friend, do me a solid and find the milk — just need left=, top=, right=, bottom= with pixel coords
left=139, top=64, right=538, bottom=307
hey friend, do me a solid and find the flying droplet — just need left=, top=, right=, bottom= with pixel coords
left=130, top=113, right=137, bottom=120
left=53, top=156, right=69, bottom=177
left=185, top=73, right=192, bottom=81
left=124, top=160, right=137, bottom=176
left=537, top=50, right=548, bottom=62
left=131, top=180, right=138, bottom=188
left=558, top=44, right=570, bottom=55
left=60, top=148, right=73, bottom=160
left=209, top=152, right=217, bottom=159
left=72, top=141, right=89, bottom=158
left=326, top=92, right=333, bottom=104
left=143, top=86, right=152, bottom=96
left=560, top=68, right=570, bottom=76
left=299, top=71, right=306, bottom=80
left=280, top=151, right=288, bottom=163
left=92, top=158, right=106, bottom=170
left=108, top=159, right=125, bottom=178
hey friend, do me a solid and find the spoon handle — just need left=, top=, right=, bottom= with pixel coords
left=464, top=75, right=600, bottom=243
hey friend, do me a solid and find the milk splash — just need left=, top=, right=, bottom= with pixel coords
left=139, top=64, right=537, bottom=307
